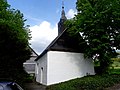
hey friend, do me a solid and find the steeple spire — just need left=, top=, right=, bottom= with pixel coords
left=61, top=1, right=67, bottom=20
left=58, top=1, right=67, bottom=36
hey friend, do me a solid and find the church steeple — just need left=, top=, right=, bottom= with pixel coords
left=61, top=2, right=67, bottom=20
left=58, top=1, right=67, bottom=36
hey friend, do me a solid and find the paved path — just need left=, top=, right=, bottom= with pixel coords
left=24, top=82, right=46, bottom=90
left=24, top=82, right=120, bottom=90
left=105, top=83, right=120, bottom=90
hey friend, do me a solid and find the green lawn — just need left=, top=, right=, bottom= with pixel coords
left=47, top=74, right=120, bottom=90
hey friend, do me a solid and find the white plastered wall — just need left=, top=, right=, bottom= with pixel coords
left=35, top=53, right=47, bottom=85
left=47, top=51, right=95, bottom=85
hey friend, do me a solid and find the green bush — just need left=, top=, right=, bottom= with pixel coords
left=47, top=74, right=120, bottom=90
left=109, top=69, right=120, bottom=75
left=24, top=75, right=34, bottom=83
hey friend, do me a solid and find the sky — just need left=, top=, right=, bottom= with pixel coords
left=7, top=0, right=77, bottom=54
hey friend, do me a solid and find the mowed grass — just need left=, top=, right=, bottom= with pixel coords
left=46, top=74, right=120, bottom=90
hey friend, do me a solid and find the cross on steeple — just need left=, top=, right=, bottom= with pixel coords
left=58, top=1, right=67, bottom=36
left=62, top=1, right=64, bottom=11
left=62, top=1, right=64, bottom=8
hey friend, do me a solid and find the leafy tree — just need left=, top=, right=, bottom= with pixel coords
left=66, top=0, right=120, bottom=73
left=0, top=0, right=31, bottom=79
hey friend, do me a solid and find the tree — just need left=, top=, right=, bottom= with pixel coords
left=0, top=0, right=31, bottom=79
left=66, top=0, right=120, bottom=73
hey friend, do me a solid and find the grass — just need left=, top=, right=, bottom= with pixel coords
left=46, top=73, right=120, bottom=90
left=47, top=67, right=120, bottom=90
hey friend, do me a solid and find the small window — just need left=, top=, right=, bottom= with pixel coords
left=41, top=67, right=43, bottom=70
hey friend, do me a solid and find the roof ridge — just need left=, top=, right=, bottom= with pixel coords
left=35, top=28, right=67, bottom=61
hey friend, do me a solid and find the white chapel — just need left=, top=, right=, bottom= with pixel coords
left=35, top=5, right=95, bottom=86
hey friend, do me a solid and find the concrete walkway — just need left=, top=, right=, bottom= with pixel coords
left=24, top=82, right=46, bottom=90
left=105, top=83, right=120, bottom=90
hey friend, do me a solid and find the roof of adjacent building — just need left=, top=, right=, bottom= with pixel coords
left=29, top=46, right=39, bottom=57
left=24, top=46, right=38, bottom=63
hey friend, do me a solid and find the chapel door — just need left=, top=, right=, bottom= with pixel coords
left=40, top=67, right=43, bottom=83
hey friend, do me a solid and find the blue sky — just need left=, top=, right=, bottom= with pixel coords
left=7, top=0, right=76, bottom=26
left=7, top=0, right=77, bottom=54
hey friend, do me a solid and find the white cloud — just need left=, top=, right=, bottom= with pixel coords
left=66, top=9, right=77, bottom=19
left=29, top=9, right=77, bottom=54
left=29, top=21, right=58, bottom=54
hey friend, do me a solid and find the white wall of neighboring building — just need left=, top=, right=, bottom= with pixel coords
left=23, top=49, right=38, bottom=75
left=23, top=56, right=37, bottom=74
left=35, top=51, right=95, bottom=85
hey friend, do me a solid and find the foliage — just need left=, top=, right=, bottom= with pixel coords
left=109, top=69, right=120, bottom=75
left=47, top=74, right=120, bottom=90
left=111, top=58, right=120, bottom=62
left=65, top=0, right=120, bottom=73
left=24, top=75, right=34, bottom=83
left=0, top=0, right=31, bottom=80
